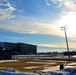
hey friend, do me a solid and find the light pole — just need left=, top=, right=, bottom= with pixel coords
left=61, top=26, right=70, bottom=62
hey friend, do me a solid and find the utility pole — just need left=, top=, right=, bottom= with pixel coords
left=61, top=26, right=70, bottom=62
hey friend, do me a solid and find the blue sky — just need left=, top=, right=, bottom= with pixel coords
left=0, top=0, right=76, bottom=53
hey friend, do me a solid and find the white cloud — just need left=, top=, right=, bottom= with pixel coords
left=38, top=43, right=60, bottom=48
left=2, top=36, right=25, bottom=40
left=64, top=1, right=76, bottom=10
left=0, top=9, right=15, bottom=20
left=0, top=18, right=63, bottom=37
left=0, top=0, right=76, bottom=38
left=38, top=42, right=76, bottom=49
left=0, top=2, right=16, bottom=20
left=0, top=12, right=76, bottom=39
left=51, top=0, right=76, bottom=11
left=6, top=3, right=15, bottom=12
left=45, top=0, right=51, bottom=6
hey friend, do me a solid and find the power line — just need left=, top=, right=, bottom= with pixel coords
left=61, top=26, right=70, bottom=63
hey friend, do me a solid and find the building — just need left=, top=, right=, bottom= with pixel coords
left=17, top=43, right=37, bottom=55
left=0, top=42, right=17, bottom=50
left=0, top=42, right=37, bottom=55
left=0, top=47, right=13, bottom=60
left=63, top=51, right=76, bottom=56
left=0, top=42, right=37, bottom=60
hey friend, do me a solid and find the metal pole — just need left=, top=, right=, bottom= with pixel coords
left=61, top=26, right=70, bottom=62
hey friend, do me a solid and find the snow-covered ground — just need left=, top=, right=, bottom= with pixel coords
left=0, top=60, right=76, bottom=75
left=0, top=67, right=76, bottom=75
left=0, top=60, right=18, bottom=63
left=0, top=64, right=76, bottom=75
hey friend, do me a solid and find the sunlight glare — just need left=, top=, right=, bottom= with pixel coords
left=59, top=13, right=76, bottom=37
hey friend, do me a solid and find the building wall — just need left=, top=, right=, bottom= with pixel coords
left=0, top=47, right=12, bottom=60
left=17, top=43, right=37, bottom=55
left=0, top=42, right=17, bottom=50
left=63, top=51, right=76, bottom=56
left=4, top=42, right=17, bottom=50
left=0, top=42, right=37, bottom=55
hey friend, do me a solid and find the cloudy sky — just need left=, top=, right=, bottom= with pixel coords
left=0, top=0, right=76, bottom=53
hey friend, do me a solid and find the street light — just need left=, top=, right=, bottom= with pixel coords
left=61, top=26, right=70, bottom=62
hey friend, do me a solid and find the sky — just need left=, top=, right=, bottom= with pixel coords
left=0, top=0, right=76, bottom=53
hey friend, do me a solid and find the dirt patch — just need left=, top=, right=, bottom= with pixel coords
left=0, top=59, right=75, bottom=72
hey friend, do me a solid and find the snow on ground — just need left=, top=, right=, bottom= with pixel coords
left=24, top=66, right=39, bottom=69
left=0, top=67, right=76, bottom=75
left=67, top=63, right=76, bottom=65
left=0, top=60, right=76, bottom=75
left=0, top=60, right=18, bottom=63
left=26, top=61, right=56, bottom=65
left=43, top=66, right=59, bottom=72
left=0, top=64, right=76, bottom=75
left=72, top=55, right=76, bottom=57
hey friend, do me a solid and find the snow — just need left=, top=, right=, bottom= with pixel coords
left=24, top=66, right=39, bottom=69
left=72, top=55, right=76, bottom=57
left=67, top=63, right=76, bottom=65
left=0, top=60, right=76, bottom=75
left=0, top=68, right=38, bottom=75
left=0, top=67, right=76, bottom=75
left=37, top=68, right=76, bottom=75
left=0, top=60, right=18, bottom=63
left=43, top=66, right=59, bottom=72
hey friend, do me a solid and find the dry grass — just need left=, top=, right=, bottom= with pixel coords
left=0, top=59, right=75, bottom=72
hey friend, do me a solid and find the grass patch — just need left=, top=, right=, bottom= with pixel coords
left=0, top=59, right=75, bottom=72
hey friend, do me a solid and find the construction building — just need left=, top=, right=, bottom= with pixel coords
left=17, top=43, right=37, bottom=55
left=0, top=42, right=37, bottom=60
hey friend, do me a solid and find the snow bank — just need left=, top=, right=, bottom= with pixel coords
left=43, top=66, right=59, bottom=72
left=0, top=60, right=18, bottom=63
left=0, top=67, right=76, bottom=75
left=38, top=68, right=76, bottom=75
left=0, top=68, right=39, bottom=75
